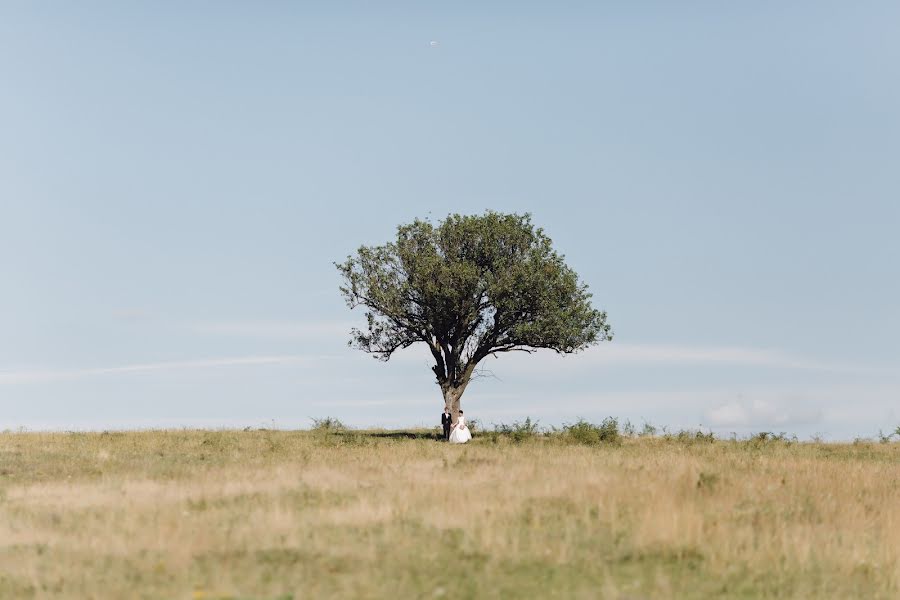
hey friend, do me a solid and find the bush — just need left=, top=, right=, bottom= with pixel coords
left=560, top=418, right=621, bottom=446
left=493, top=417, right=541, bottom=443
left=877, top=426, right=900, bottom=443
left=745, top=431, right=796, bottom=448
left=663, top=429, right=716, bottom=444
left=640, top=422, right=658, bottom=437
left=310, top=417, right=347, bottom=432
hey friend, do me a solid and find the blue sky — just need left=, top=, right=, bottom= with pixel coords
left=1, top=2, right=898, bottom=439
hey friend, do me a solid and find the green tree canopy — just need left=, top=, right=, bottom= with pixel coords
left=336, top=212, right=611, bottom=422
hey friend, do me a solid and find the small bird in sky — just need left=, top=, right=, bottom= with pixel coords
left=429, top=40, right=439, bottom=47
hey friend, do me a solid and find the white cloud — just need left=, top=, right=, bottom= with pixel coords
left=0, top=355, right=331, bottom=385
left=705, top=401, right=748, bottom=426
left=705, top=398, right=824, bottom=428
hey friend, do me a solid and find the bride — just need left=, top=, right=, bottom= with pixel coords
left=448, top=410, right=472, bottom=444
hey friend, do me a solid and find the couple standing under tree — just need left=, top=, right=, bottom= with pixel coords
left=441, top=409, right=472, bottom=444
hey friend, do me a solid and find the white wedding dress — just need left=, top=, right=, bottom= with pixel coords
left=449, top=416, right=472, bottom=444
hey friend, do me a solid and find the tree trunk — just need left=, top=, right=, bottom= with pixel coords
left=442, top=386, right=464, bottom=427
left=441, top=364, right=476, bottom=428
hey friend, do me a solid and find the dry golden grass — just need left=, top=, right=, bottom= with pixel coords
left=0, top=428, right=898, bottom=599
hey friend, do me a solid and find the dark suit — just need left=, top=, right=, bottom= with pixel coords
left=441, top=412, right=452, bottom=441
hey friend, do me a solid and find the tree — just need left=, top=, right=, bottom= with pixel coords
left=336, top=212, right=612, bottom=425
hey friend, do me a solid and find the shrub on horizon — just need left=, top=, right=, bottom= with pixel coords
left=663, top=429, right=716, bottom=444
left=493, top=417, right=541, bottom=443
left=560, top=417, right=621, bottom=446
left=745, top=431, right=796, bottom=448
left=310, top=417, right=347, bottom=432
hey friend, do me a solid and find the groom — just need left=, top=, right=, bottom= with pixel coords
left=441, top=408, right=452, bottom=441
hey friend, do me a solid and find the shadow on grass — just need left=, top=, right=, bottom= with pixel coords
left=350, top=430, right=441, bottom=441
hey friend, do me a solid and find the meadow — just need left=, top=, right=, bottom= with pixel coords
left=1, top=423, right=898, bottom=599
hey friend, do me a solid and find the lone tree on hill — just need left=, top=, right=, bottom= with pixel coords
left=336, top=212, right=612, bottom=425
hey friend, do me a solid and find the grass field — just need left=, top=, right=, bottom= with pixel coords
left=1, top=425, right=898, bottom=599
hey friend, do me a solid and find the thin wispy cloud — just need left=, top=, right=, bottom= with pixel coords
left=191, top=320, right=354, bottom=340
left=390, top=342, right=893, bottom=374
left=0, top=355, right=331, bottom=385
left=112, top=308, right=153, bottom=322
left=582, top=344, right=888, bottom=373
left=5, top=338, right=889, bottom=389
left=183, top=319, right=888, bottom=375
